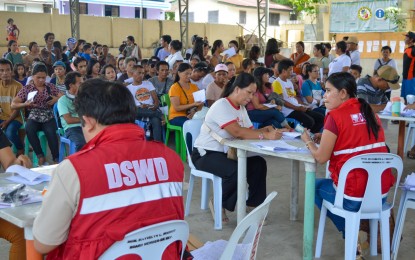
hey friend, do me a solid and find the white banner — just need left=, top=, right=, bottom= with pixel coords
left=330, top=0, right=398, bottom=33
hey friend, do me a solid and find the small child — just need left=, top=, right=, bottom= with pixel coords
left=80, top=43, right=92, bottom=61
left=349, top=64, right=362, bottom=83
left=13, top=63, right=27, bottom=86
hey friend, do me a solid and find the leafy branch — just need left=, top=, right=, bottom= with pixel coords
left=385, top=7, right=406, bottom=32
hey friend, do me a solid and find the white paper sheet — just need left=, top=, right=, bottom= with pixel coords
left=399, top=41, right=406, bottom=53
left=404, top=172, right=415, bottom=190
left=192, top=89, right=206, bottom=103
left=282, top=132, right=301, bottom=139
left=390, top=41, right=397, bottom=53
left=222, top=47, right=237, bottom=58
left=191, top=239, right=251, bottom=260
left=366, top=41, right=373, bottom=53
left=251, top=140, right=305, bottom=151
left=27, top=91, right=38, bottom=102
left=5, top=165, right=51, bottom=185
left=263, top=103, right=277, bottom=108
left=358, top=41, right=364, bottom=53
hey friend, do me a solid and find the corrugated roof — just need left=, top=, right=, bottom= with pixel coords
left=218, top=0, right=292, bottom=11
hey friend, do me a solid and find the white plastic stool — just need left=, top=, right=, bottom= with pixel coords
left=404, top=123, right=415, bottom=153
left=391, top=189, right=415, bottom=260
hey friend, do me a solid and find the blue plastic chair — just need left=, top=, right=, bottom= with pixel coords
left=53, top=104, right=77, bottom=162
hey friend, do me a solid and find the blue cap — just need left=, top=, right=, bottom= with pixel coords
left=53, top=61, right=66, bottom=69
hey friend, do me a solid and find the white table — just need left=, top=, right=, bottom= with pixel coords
left=223, top=139, right=316, bottom=260
left=0, top=165, right=56, bottom=260
left=378, top=114, right=415, bottom=158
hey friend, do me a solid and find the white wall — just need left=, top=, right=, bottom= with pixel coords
left=174, top=0, right=290, bottom=39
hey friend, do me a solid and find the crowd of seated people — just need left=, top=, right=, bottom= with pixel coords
left=0, top=26, right=411, bottom=259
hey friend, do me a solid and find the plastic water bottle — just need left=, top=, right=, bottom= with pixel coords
left=391, top=97, right=401, bottom=117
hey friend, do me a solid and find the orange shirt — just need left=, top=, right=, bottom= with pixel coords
left=290, top=53, right=310, bottom=75
left=168, top=82, right=199, bottom=120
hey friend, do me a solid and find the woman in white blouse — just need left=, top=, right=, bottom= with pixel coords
left=192, top=72, right=283, bottom=223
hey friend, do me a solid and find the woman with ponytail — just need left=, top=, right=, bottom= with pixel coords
left=300, top=72, right=395, bottom=255
left=192, top=72, right=283, bottom=223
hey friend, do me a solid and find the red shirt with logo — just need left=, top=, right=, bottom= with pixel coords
left=325, top=98, right=395, bottom=197
left=46, top=124, right=184, bottom=259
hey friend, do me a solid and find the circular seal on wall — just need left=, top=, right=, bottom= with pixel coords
left=358, top=7, right=372, bottom=21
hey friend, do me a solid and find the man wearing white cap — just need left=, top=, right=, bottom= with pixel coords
left=206, top=64, right=228, bottom=107
left=356, top=65, right=400, bottom=113
left=346, top=36, right=360, bottom=65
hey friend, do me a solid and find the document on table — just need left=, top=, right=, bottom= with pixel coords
left=251, top=140, right=307, bottom=152
left=5, top=165, right=51, bottom=185
left=27, top=91, right=38, bottom=102
left=282, top=132, right=301, bottom=139
left=192, top=89, right=206, bottom=103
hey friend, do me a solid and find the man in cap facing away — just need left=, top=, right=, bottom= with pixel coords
left=356, top=65, right=400, bottom=113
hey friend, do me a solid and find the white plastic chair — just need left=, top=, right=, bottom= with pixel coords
left=191, top=191, right=278, bottom=260
left=99, top=220, right=189, bottom=260
left=315, top=153, right=403, bottom=260
left=182, top=119, right=223, bottom=230
left=404, top=122, right=415, bottom=153
left=391, top=189, right=415, bottom=260
left=220, top=191, right=278, bottom=260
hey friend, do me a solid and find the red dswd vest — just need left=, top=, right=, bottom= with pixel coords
left=327, top=98, right=395, bottom=198
left=47, top=124, right=184, bottom=259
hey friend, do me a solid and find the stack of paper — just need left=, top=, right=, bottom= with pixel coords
left=404, top=172, right=415, bottom=190
left=191, top=239, right=251, bottom=260
left=6, top=165, right=51, bottom=185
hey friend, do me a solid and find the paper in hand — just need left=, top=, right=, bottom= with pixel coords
left=222, top=47, right=237, bottom=58
left=192, top=89, right=206, bottom=103
left=27, top=91, right=38, bottom=102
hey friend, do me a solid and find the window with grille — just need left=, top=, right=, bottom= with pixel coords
left=269, top=13, right=280, bottom=26
left=208, top=10, right=219, bottom=24
left=79, top=3, right=88, bottom=15
left=239, top=10, right=246, bottom=24
left=182, top=12, right=194, bottom=23
left=105, top=5, right=119, bottom=17
left=5, top=4, right=25, bottom=12
left=43, top=4, right=52, bottom=13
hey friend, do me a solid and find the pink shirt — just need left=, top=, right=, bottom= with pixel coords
left=246, top=87, right=272, bottom=111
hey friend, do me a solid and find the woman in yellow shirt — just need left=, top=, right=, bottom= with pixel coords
left=168, top=63, right=204, bottom=127
left=225, top=40, right=244, bottom=75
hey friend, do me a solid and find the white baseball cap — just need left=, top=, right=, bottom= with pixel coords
left=214, top=64, right=228, bottom=73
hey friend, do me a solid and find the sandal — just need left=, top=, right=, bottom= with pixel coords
left=407, top=150, right=415, bottom=159
left=209, top=198, right=229, bottom=224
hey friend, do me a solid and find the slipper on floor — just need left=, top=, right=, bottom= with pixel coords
left=407, top=150, right=415, bottom=159
left=209, top=198, right=229, bottom=224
